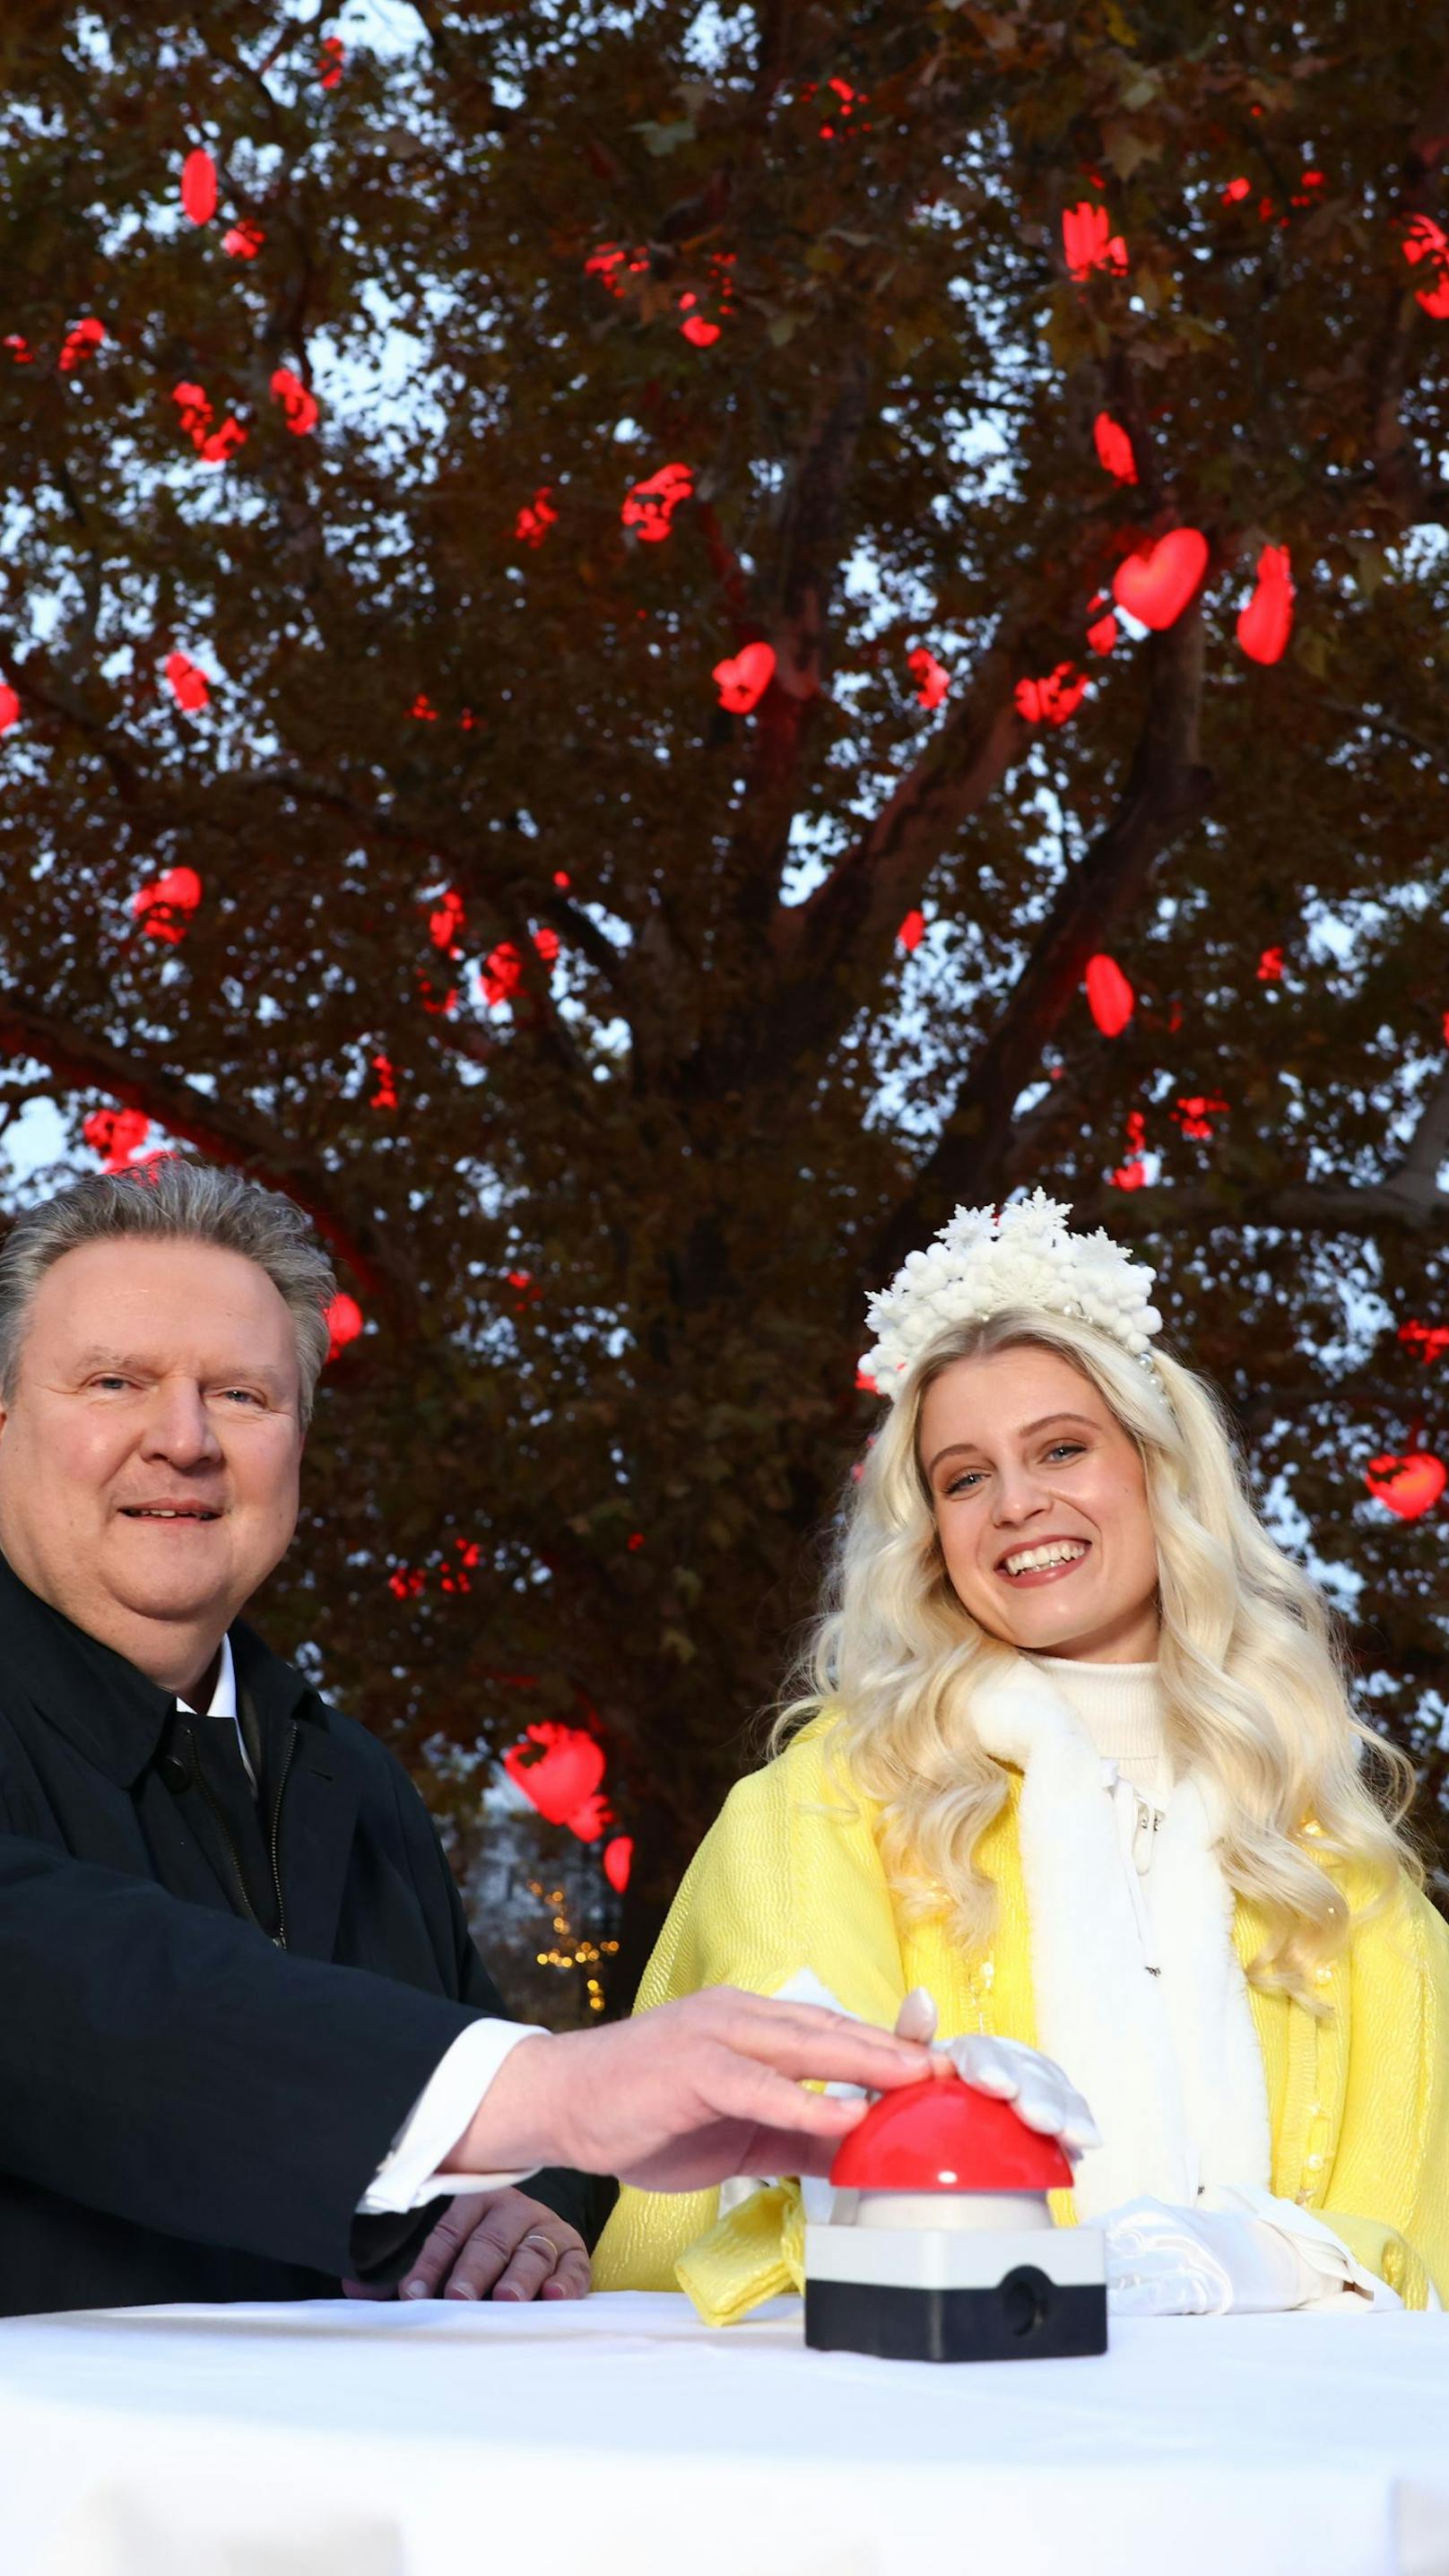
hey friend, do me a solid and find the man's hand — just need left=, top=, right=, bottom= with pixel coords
left=343, top=2188, right=590, bottom=2304
left=447, top=1987, right=941, bottom=2192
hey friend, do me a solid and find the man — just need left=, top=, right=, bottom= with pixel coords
left=0, top=1160, right=933, bottom=2317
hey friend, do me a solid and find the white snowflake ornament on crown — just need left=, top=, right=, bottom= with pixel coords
left=860, top=1191, right=1163, bottom=1400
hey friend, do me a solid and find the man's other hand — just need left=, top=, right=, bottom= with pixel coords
left=447, top=1986, right=941, bottom=2192
left=343, top=2187, right=589, bottom=2303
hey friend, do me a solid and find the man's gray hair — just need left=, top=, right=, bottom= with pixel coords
left=0, top=1160, right=337, bottom=1428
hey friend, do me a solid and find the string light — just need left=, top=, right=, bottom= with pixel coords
left=526, top=1879, right=620, bottom=2011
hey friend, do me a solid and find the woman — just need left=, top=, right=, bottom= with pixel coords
left=594, top=1194, right=1449, bottom=2317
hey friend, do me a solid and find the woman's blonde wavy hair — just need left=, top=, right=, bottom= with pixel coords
left=774, top=1308, right=1419, bottom=2006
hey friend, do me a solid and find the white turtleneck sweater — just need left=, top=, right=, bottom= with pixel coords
left=1024, top=1653, right=1170, bottom=1930
left=1015, top=1651, right=1391, bottom=2308
left=1025, top=1653, right=1170, bottom=1800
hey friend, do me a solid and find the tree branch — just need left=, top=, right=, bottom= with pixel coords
left=711, top=352, right=871, bottom=935
left=868, top=606, right=1212, bottom=1281
left=1083, top=1052, right=1449, bottom=1245
left=1078, top=1173, right=1447, bottom=1245
left=1368, top=88, right=1449, bottom=525
left=0, top=996, right=420, bottom=1321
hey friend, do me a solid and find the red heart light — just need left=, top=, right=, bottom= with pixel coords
left=1399, top=1321, right=1449, bottom=1366
left=620, top=462, right=694, bottom=542
left=180, top=148, right=217, bottom=226
left=482, top=941, right=524, bottom=1008
left=199, top=417, right=247, bottom=464
left=1365, top=1453, right=1447, bottom=1520
left=172, top=385, right=247, bottom=465
left=0, top=683, right=19, bottom=733
left=713, top=642, right=775, bottom=712
left=1113, top=528, right=1209, bottom=630
left=1108, top=1107, right=1148, bottom=1191
left=1085, top=952, right=1134, bottom=1036
left=897, top=909, right=925, bottom=953
left=1015, top=664, right=1089, bottom=725
left=503, top=1722, right=608, bottom=1829
left=223, top=221, right=265, bottom=259
left=171, top=379, right=212, bottom=441
left=516, top=488, right=557, bottom=547
left=1403, top=216, right=1449, bottom=319
left=58, top=317, right=105, bottom=372
left=438, top=1539, right=483, bottom=1597
left=132, top=866, right=203, bottom=944
left=603, top=1834, right=633, bottom=1894
left=1092, top=412, right=1137, bottom=483
left=271, top=367, right=318, bottom=435
left=1257, top=945, right=1284, bottom=982
left=681, top=309, right=721, bottom=347
left=4, top=335, right=32, bottom=364
left=369, top=1054, right=398, bottom=1111
left=429, top=888, right=465, bottom=953
left=164, top=651, right=210, bottom=713
left=907, top=646, right=950, bottom=709
left=1221, top=176, right=1252, bottom=205
left=585, top=243, right=627, bottom=297
left=1236, top=542, right=1294, bottom=665
left=1062, top=202, right=1128, bottom=282
left=1086, top=594, right=1118, bottom=655
left=317, top=35, right=345, bottom=87
left=1174, top=1093, right=1228, bottom=1141
left=325, top=1293, right=363, bottom=1360
left=565, top=1791, right=614, bottom=1844
left=533, top=925, right=560, bottom=966
left=82, top=1107, right=151, bottom=1172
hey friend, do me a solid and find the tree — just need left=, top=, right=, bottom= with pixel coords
left=0, top=0, right=1446, bottom=2009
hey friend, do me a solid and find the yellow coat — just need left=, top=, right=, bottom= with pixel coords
left=594, top=1720, right=1449, bottom=2314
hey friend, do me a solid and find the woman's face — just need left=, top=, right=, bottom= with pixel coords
left=917, top=1343, right=1160, bottom=1663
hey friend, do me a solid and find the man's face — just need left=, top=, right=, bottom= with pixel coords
left=0, top=1236, right=304, bottom=1678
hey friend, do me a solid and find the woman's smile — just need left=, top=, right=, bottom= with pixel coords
left=996, top=1537, right=1092, bottom=1587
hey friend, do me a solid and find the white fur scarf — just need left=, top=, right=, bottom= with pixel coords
left=967, top=1657, right=1272, bottom=2220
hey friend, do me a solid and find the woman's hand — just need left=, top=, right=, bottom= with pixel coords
left=893, top=1987, right=1102, bottom=2160
left=343, top=2187, right=591, bottom=2304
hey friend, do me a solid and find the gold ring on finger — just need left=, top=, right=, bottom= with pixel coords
left=523, top=2232, right=560, bottom=2258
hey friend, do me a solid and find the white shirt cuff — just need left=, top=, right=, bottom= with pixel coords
left=356, top=2019, right=551, bottom=2215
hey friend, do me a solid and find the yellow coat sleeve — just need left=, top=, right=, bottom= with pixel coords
left=592, top=1724, right=914, bottom=2292
left=591, top=1756, right=802, bottom=2291
left=1316, top=1875, right=1449, bottom=2307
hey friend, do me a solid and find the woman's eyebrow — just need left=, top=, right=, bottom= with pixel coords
left=925, top=1412, right=1098, bottom=1477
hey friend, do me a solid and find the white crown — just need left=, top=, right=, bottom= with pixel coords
left=861, top=1191, right=1163, bottom=1399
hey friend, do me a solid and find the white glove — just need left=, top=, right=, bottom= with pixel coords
left=1103, top=2189, right=1397, bottom=2316
left=893, top=1987, right=1102, bottom=2162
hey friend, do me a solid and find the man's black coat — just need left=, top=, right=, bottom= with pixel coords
left=0, top=1553, right=610, bottom=2317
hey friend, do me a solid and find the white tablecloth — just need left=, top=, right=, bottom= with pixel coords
left=0, top=2291, right=1445, bottom=2576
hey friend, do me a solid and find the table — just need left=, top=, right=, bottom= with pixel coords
left=0, top=2292, right=1445, bottom=2576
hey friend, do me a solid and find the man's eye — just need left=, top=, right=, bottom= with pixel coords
left=93, top=1375, right=132, bottom=1392
left=219, top=1388, right=263, bottom=1406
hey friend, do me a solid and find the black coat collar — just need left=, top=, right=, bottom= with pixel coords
left=0, top=1550, right=313, bottom=1788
